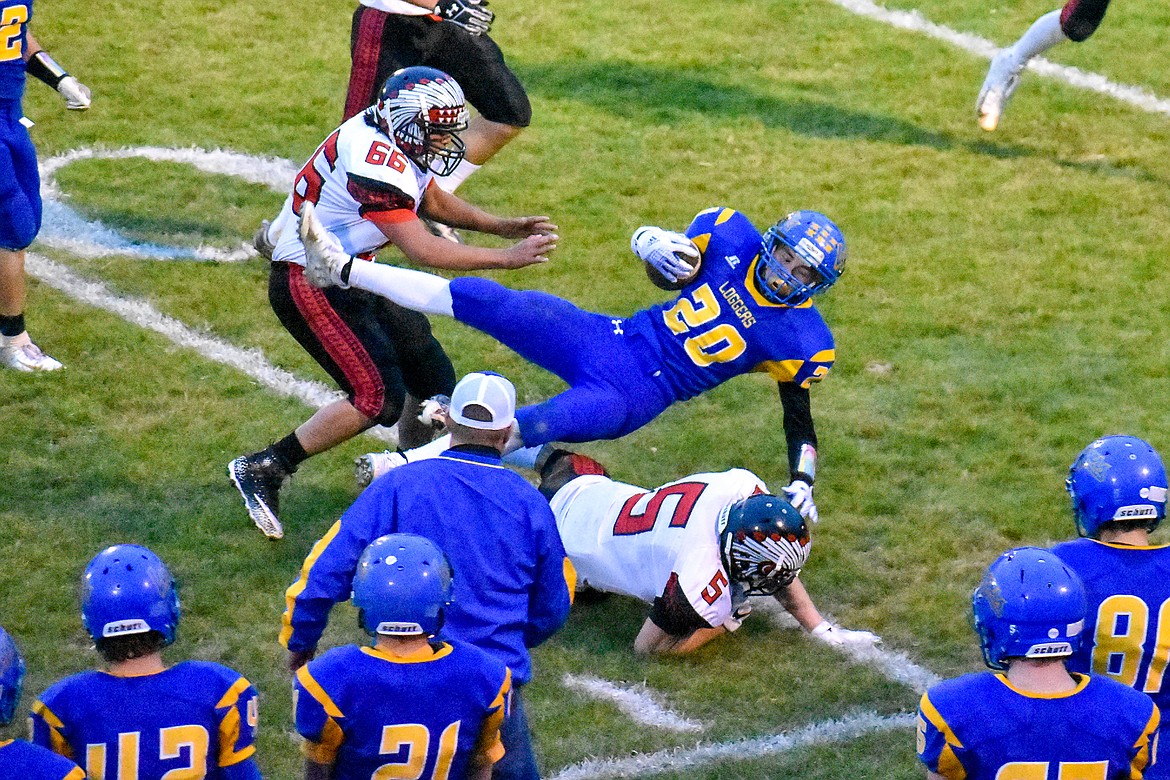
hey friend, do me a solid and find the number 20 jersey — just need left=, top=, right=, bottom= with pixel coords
left=271, top=110, right=434, bottom=266
left=625, top=207, right=835, bottom=404
left=30, top=661, right=259, bottom=780
left=1052, top=538, right=1170, bottom=778
left=549, top=468, right=767, bottom=628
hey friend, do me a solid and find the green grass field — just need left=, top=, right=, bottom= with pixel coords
left=3, top=0, right=1170, bottom=776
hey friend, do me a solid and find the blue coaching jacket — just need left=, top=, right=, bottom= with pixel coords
left=281, top=445, right=574, bottom=684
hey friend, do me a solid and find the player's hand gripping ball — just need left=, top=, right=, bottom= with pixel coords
left=632, top=227, right=702, bottom=291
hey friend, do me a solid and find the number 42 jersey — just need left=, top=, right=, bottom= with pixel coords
left=549, top=468, right=767, bottom=631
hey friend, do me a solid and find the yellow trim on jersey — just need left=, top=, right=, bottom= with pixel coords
left=918, top=692, right=967, bottom=780
left=994, top=672, right=1091, bottom=699
left=65, top=767, right=86, bottom=780
left=691, top=232, right=711, bottom=254
left=473, top=667, right=511, bottom=768
left=99, top=668, right=166, bottom=679
left=0, top=739, right=11, bottom=750
left=296, top=666, right=344, bottom=718
left=281, top=519, right=344, bottom=648
left=564, top=557, right=578, bottom=605
left=755, top=359, right=804, bottom=383
left=1131, top=705, right=1160, bottom=775
left=712, top=208, right=736, bottom=226
left=1087, top=538, right=1170, bottom=551
left=301, top=718, right=345, bottom=766
left=31, top=701, right=74, bottom=761
left=741, top=254, right=814, bottom=310
left=361, top=643, right=455, bottom=665
left=216, top=677, right=256, bottom=768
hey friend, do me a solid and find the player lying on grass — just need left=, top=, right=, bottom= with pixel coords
left=535, top=448, right=879, bottom=656
left=299, top=199, right=847, bottom=524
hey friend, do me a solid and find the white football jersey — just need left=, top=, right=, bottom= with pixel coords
left=272, top=111, right=434, bottom=266
left=550, top=469, right=767, bottom=629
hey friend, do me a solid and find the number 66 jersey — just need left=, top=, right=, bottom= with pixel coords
left=549, top=468, right=767, bottom=632
left=1051, top=538, right=1170, bottom=779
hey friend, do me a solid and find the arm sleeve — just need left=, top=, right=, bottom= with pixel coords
left=294, top=665, right=347, bottom=766
left=470, top=668, right=511, bottom=768
left=281, top=488, right=391, bottom=652
left=524, top=501, right=573, bottom=648
left=30, top=699, right=75, bottom=761
left=648, top=573, right=715, bottom=635
left=215, top=677, right=259, bottom=769
left=347, top=173, right=419, bottom=224
left=778, top=382, right=817, bottom=481
left=916, top=692, right=968, bottom=779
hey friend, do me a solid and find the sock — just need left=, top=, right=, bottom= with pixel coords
left=347, top=262, right=454, bottom=316
left=270, top=432, right=308, bottom=472
left=404, top=434, right=452, bottom=462
left=435, top=159, right=481, bottom=194
left=0, top=314, right=25, bottom=338
left=1011, top=10, right=1069, bottom=64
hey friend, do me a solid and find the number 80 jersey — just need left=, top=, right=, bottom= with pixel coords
left=1051, top=537, right=1170, bottom=778
left=626, top=208, right=835, bottom=404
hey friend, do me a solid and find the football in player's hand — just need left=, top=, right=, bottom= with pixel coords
left=645, top=253, right=701, bottom=291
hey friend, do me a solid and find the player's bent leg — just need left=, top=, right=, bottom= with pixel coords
left=976, top=9, right=1067, bottom=131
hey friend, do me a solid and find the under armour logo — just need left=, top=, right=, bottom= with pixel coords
left=612, top=319, right=624, bottom=335
left=725, top=255, right=741, bottom=269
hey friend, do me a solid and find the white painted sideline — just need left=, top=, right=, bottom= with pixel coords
left=24, top=252, right=397, bottom=446
left=828, top=0, right=1170, bottom=119
left=549, top=711, right=915, bottom=780
left=562, top=674, right=705, bottom=733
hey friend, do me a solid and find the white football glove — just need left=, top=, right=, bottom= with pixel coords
left=57, top=76, right=91, bottom=110
left=417, top=394, right=451, bottom=430
left=631, top=226, right=699, bottom=284
left=782, top=479, right=818, bottom=524
left=811, top=621, right=879, bottom=649
left=722, top=601, right=752, bottom=633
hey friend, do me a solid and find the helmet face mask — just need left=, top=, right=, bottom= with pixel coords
left=373, top=66, right=470, bottom=178
left=971, top=547, right=1087, bottom=671
left=1066, top=435, right=1167, bottom=538
left=352, top=534, right=454, bottom=638
left=719, top=495, right=810, bottom=597
left=756, top=211, right=846, bottom=305
left=0, top=626, right=25, bottom=726
left=81, top=544, right=181, bottom=648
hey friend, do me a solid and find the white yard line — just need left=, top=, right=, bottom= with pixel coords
left=24, top=252, right=397, bottom=446
left=828, top=0, right=1170, bottom=119
left=562, top=674, right=706, bottom=733
left=549, top=711, right=915, bottom=780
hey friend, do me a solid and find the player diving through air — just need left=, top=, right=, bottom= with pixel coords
left=299, top=200, right=847, bottom=521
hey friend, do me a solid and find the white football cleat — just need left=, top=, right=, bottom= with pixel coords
left=298, top=202, right=352, bottom=289
left=1, top=337, right=63, bottom=372
left=355, top=450, right=409, bottom=488
left=976, top=49, right=1024, bottom=132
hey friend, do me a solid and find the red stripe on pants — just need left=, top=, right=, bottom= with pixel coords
left=344, top=8, right=389, bottom=121
left=288, top=264, right=385, bottom=419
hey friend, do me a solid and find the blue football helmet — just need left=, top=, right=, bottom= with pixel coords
left=0, top=626, right=25, bottom=726
left=718, top=494, right=811, bottom=596
left=971, top=547, right=1087, bottom=671
left=81, top=545, right=180, bottom=646
left=1066, top=435, right=1167, bottom=538
left=756, top=210, right=847, bottom=305
left=373, top=66, right=469, bottom=177
left=353, top=534, right=453, bottom=637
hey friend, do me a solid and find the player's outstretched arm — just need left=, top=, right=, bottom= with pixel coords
left=777, top=578, right=879, bottom=649
left=421, top=185, right=557, bottom=239
left=379, top=216, right=555, bottom=271
left=633, top=618, right=727, bottom=656
left=24, top=32, right=91, bottom=110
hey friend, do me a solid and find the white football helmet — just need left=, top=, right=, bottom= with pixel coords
left=372, top=66, right=470, bottom=177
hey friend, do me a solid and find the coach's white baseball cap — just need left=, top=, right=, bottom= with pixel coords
left=449, top=372, right=516, bottom=430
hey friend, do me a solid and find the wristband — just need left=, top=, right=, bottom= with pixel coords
left=26, top=50, right=68, bottom=89
left=794, top=443, right=817, bottom=484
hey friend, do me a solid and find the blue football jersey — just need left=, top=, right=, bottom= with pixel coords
left=1053, top=538, right=1170, bottom=778
left=626, top=207, right=835, bottom=403
left=918, top=671, right=1159, bottom=779
left=0, top=0, right=30, bottom=100
left=30, top=661, right=259, bottom=780
left=294, top=643, right=510, bottom=780
left=0, top=739, right=83, bottom=780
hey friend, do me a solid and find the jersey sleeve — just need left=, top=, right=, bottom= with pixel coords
left=347, top=173, right=419, bottom=224
left=525, top=498, right=573, bottom=648
left=282, top=485, right=394, bottom=652
left=214, top=675, right=259, bottom=768
left=648, top=572, right=716, bottom=635
left=470, top=667, right=511, bottom=770
left=1129, top=700, right=1160, bottom=778
left=30, top=694, right=75, bottom=762
left=916, top=691, right=970, bottom=780
left=294, top=663, right=347, bottom=766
